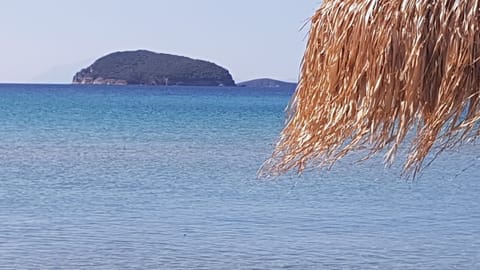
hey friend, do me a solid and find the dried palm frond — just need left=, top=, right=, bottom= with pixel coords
left=260, top=0, right=480, bottom=177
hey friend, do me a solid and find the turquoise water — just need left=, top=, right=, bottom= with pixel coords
left=0, top=84, right=479, bottom=269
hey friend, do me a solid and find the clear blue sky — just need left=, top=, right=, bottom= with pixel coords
left=0, top=0, right=321, bottom=83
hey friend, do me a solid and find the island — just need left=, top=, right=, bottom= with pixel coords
left=237, top=78, right=297, bottom=88
left=72, top=50, right=235, bottom=86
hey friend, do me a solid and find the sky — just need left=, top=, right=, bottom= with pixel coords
left=0, top=1, right=321, bottom=84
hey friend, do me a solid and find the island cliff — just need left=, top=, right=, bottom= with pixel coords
left=73, top=50, right=235, bottom=86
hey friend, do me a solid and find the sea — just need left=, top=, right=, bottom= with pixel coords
left=0, top=84, right=479, bottom=269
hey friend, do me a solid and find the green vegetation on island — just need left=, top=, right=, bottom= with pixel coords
left=73, top=50, right=235, bottom=86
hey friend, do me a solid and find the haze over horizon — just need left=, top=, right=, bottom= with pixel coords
left=0, top=1, right=320, bottom=84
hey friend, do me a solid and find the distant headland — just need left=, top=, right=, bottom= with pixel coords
left=237, top=78, right=297, bottom=88
left=72, top=50, right=235, bottom=87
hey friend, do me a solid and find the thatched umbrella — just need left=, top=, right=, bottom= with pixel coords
left=261, top=0, right=480, bottom=177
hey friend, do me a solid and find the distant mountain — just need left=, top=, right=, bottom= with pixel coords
left=32, top=59, right=94, bottom=83
left=237, top=78, right=297, bottom=88
left=73, top=50, right=235, bottom=86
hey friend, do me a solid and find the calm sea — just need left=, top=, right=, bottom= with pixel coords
left=0, top=84, right=479, bottom=269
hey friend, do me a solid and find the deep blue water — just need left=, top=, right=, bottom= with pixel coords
left=0, top=84, right=479, bottom=269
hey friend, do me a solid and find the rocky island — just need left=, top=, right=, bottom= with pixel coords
left=73, top=50, right=235, bottom=86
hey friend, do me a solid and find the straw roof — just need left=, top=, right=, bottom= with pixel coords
left=261, top=0, right=480, bottom=177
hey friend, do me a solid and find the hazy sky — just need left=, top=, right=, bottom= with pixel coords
left=0, top=1, right=321, bottom=83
